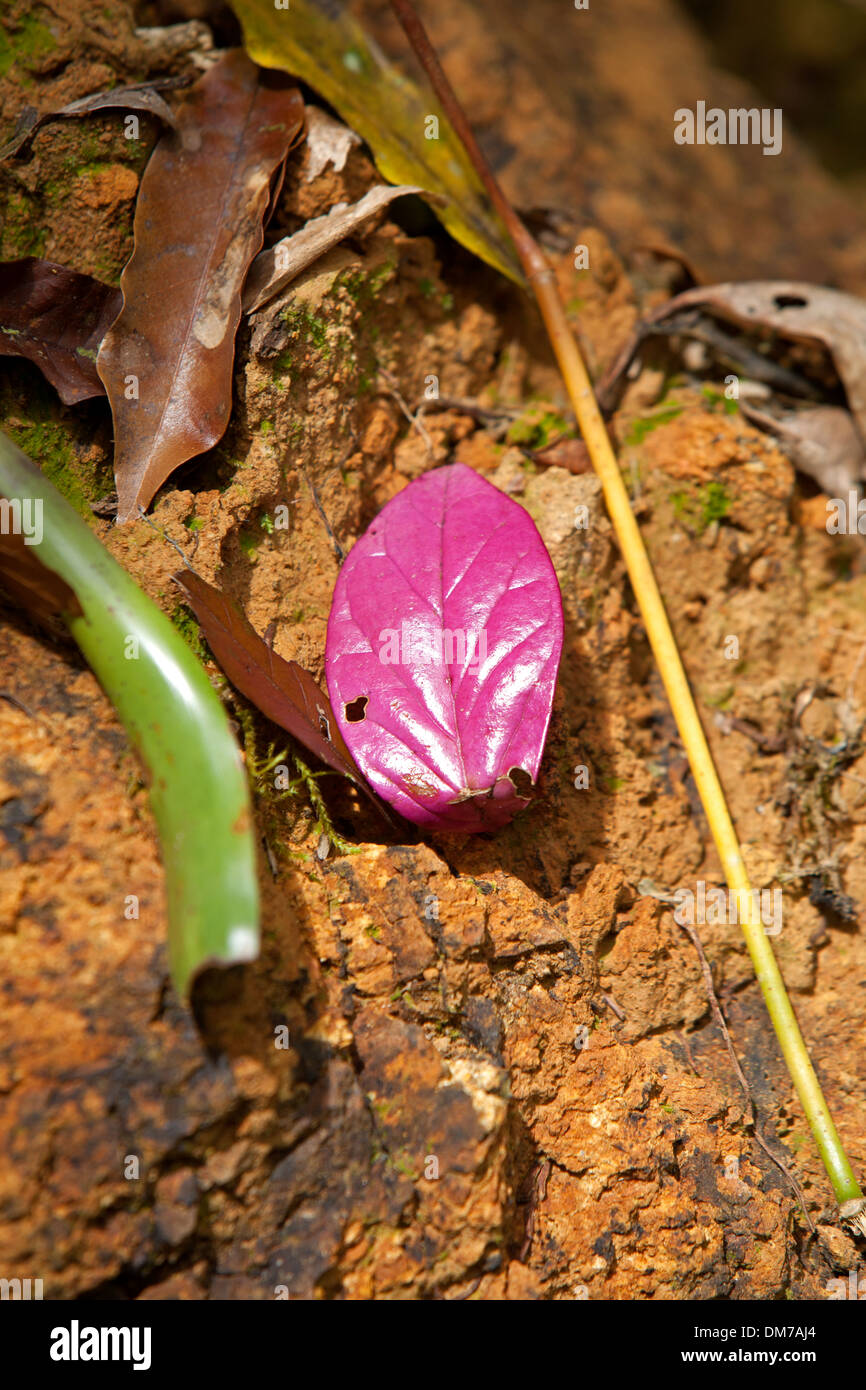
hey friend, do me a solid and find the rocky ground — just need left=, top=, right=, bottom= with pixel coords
left=1, top=0, right=865, bottom=1298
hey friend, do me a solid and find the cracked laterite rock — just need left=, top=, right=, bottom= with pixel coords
left=2, top=0, right=866, bottom=1302
left=153, top=1170, right=200, bottom=1248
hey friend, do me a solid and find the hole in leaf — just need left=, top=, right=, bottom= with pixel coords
left=345, top=695, right=368, bottom=723
left=507, top=766, right=534, bottom=798
left=773, top=294, right=808, bottom=310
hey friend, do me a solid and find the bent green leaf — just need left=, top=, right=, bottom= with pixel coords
left=0, top=431, right=259, bottom=996
left=231, top=0, right=523, bottom=284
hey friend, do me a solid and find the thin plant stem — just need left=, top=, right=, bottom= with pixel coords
left=390, top=0, right=865, bottom=1226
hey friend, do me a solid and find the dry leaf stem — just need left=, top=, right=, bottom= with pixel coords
left=390, top=0, right=865, bottom=1230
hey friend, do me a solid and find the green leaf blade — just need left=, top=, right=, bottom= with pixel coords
left=0, top=432, right=260, bottom=996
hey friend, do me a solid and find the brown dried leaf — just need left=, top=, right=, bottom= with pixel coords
left=0, top=518, right=81, bottom=626
left=652, top=282, right=866, bottom=443
left=528, top=437, right=591, bottom=474
left=0, top=259, right=121, bottom=404
left=0, top=79, right=185, bottom=160
left=740, top=401, right=866, bottom=497
left=0, top=109, right=39, bottom=161
left=172, top=568, right=361, bottom=784
left=97, top=51, right=305, bottom=522
left=243, top=184, right=423, bottom=313
left=302, top=105, right=362, bottom=183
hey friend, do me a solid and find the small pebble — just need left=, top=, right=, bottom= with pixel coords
left=682, top=341, right=710, bottom=372
left=749, top=556, right=771, bottom=587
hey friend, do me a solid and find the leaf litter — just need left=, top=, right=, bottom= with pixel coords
left=0, top=77, right=186, bottom=161
left=604, top=279, right=866, bottom=493
left=96, top=50, right=305, bottom=521
left=302, top=105, right=362, bottom=182
left=243, top=183, right=425, bottom=312
left=172, top=567, right=364, bottom=789
left=232, top=0, right=523, bottom=283
left=0, top=259, right=121, bottom=404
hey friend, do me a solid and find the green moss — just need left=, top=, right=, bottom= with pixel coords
left=20, top=426, right=91, bottom=516
left=9, top=419, right=75, bottom=498
left=671, top=480, right=731, bottom=534
left=0, top=191, right=47, bottom=258
left=624, top=400, right=684, bottom=446
left=3, top=394, right=113, bottom=522
left=281, top=304, right=330, bottom=358
left=75, top=158, right=116, bottom=180
left=507, top=405, right=571, bottom=450
left=50, top=109, right=151, bottom=175
left=60, top=137, right=106, bottom=175
left=87, top=249, right=125, bottom=287
left=700, top=384, right=739, bottom=417
left=337, top=257, right=397, bottom=309
left=703, top=686, right=735, bottom=711
left=239, top=531, right=261, bottom=562
left=169, top=605, right=207, bottom=661
left=0, top=372, right=115, bottom=518
left=388, top=1151, right=417, bottom=1179
left=670, top=489, right=689, bottom=520
left=270, top=262, right=393, bottom=401
left=2, top=119, right=145, bottom=279
left=699, top=480, right=731, bottom=528
left=270, top=348, right=293, bottom=385
left=388, top=987, right=415, bottom=1009
left=0, top=13, right=58, bottom=79
left=214, top=453, right=246, bottom=492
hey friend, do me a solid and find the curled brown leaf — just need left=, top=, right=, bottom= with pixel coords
left=0, top=78, right=185, bottom=161
left=243, top=183, right=424, bottom=313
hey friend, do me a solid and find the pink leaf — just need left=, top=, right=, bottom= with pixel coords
left=325, top=463, right=563, bottom=831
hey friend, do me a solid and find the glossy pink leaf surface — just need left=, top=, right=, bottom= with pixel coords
left=325, top=463, right=563, bottom=831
